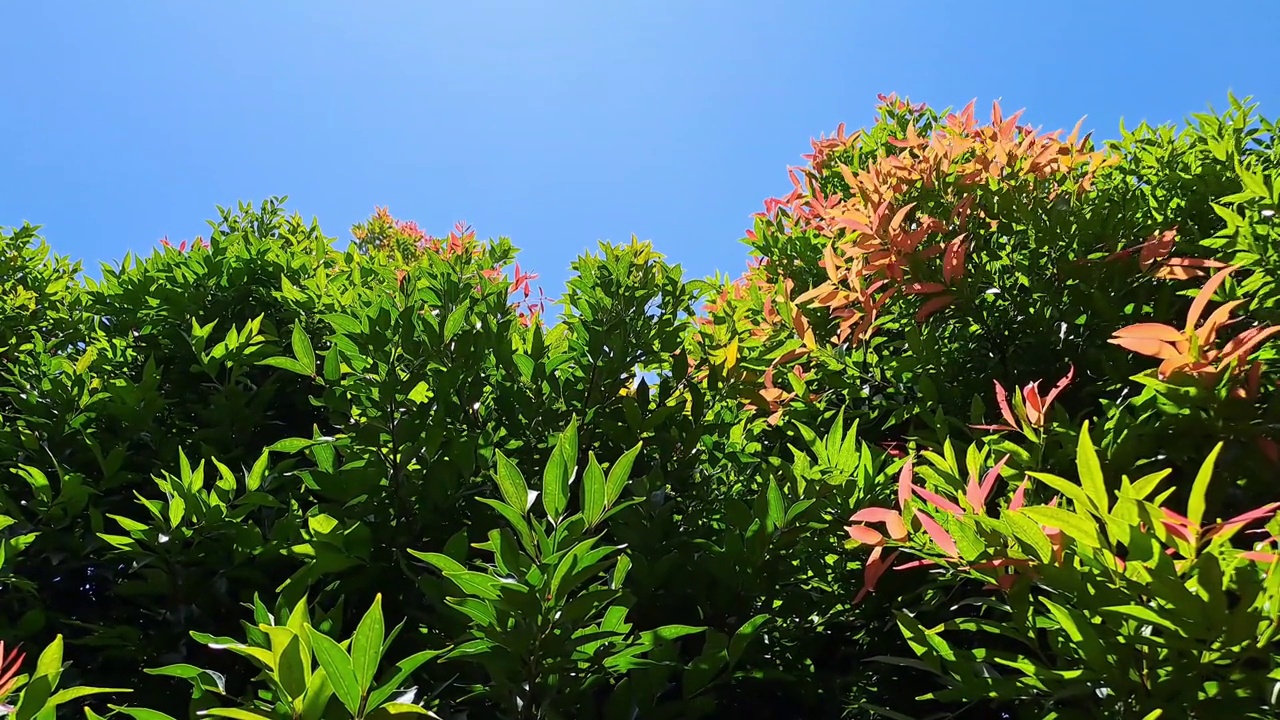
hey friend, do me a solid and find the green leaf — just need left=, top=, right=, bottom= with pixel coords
left=728, top=614, right=769, bottom=666
left=1024, top=506, right=1099, bottom=547
left=144, top=664, right=227, bottom=695
left=1076, top=422, right=1108, bottom=513
left=1003, top=511, right=1053, bottom=563
left=262, top=627, right=308, bottom=701
left=365, top=703, right=436, bottom=719
left=267, top=437, right=315, bottom=454
left=442, top=571, right=504, bottom=600
left=304, top=627, right=361, bottom=714
left=323, top=348, right=341, bottom=381
left=1026, top=471, right=1099, bottom=517
left=640, top=625, right=704, bottom=645
left=109, top=707, right=179, bottom=720
left=14, top=675, right=52, bottom=720
left=494, top=451, right=531, bottom=514
left=443, top=305, right=467, bottom=342
left=1099, top=605, right=1183, bottom=635
left=475, top=498, right=537, bottom=555
left=45, top=686, right=128, bottom=706
left=322, top=313, right=363, bottom=334
left=300, top=668, right=335, bottom=720
left=366, top=649, right=447, bottom=708
left=1188, top=443, right=1224, bottom=530
left=247, top=451, right=270, bottom=492
left=34, top=635, right=64, bottom=680
left=605, top=442, right=642, bottom=508
left=765, top=479, right=784, bottom=530
left=198, top=710, right=273, bottom=720
left=407, top=550, right=467, bottom=575
left=581, top=453, right=606, bottom=527
left=291, top=322, right=315, bottom=372
left=543, top=442, right=571, bottom=524
left=257, top=356, right=312, bottom=376
left=351, top=594, right=386, bottom=695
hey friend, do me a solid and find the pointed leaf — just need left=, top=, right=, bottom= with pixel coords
left=493, top=451, right=531, bottom=514
left=304, top=627, right=360, bottom=714
left=1076, top=423, right=1107, bottom=513
left=351, top=594, right=386, bottom=695
left=605, top=443, right=642, bottom=508
left=1187, top=443, right=1223, bottom=530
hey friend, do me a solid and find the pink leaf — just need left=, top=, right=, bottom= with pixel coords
left=916, top=512, right=960, bottom=559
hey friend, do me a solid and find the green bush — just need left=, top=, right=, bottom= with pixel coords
left=0, top=93, right=1278, bottom=719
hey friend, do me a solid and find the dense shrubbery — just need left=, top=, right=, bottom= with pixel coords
left=2, top=93, right=1279, bottom=719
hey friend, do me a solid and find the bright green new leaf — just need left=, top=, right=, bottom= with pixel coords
left=108, top=707, right=179, bottom=720
left=1075, top=423, right=1108, bottom=513
left=1024, top=506, right=1099, bottom=547
left=198, top=710, right=273, bottom=720
left=1187, top=443, right=1224, bottom=530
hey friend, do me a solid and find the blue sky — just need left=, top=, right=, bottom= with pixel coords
left=2, top=1, right=1277, bottom=294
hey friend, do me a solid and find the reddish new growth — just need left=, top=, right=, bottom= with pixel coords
left=973, top=365, right=1074, bottom=433
left=773, top=97, right=1113, bottom=346
left=843, top=455, right=1046, bottom=603
left=701, top=95, right=1118, bottom=426
left=845, top=449, right=1280, bottom=605
left=1110, top=265, right=1280, bottom=399
left=159, top=236, right=209, bottom=252
left=0, top=641, right=24, bottom=700
left=1104, top=227, right=1228, bottom=281
left=358, top=208, right=550, bottom=327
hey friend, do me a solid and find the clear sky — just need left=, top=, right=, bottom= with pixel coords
left=2, top=1, right=1277, bottom=294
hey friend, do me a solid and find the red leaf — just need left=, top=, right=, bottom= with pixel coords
left=993, top=380, right=1019, bottom=429
left=915, top=294, right=955, bottom=322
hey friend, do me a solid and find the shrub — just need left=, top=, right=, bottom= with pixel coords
left=0, top=93, right=1277, bottom=720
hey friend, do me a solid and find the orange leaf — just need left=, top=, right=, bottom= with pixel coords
left=1186, top=265, right=1238, bottom=334
left=1195, top=299, right=1245, bottom=347
left=795, top=282, right=837, bottom=306
left=916, top=294, right=955, bottom=322
left=1111, top=323, right=1186, bottom=343
left=1108, top=336, right=1183, bottom=361
left=1219, top=324, right=1280, bottom=365
left=822, top=243, right=842, bottom=284
left=942, top=236, right=968, bottom=284
left=1157, top=355, right=1196, bottom=380
left=854, top=546, right=902, bottom=604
